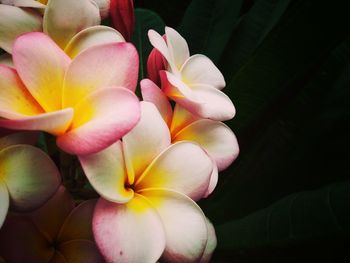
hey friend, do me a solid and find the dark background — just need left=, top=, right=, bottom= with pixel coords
left=133, top=0, right=350, bottom=262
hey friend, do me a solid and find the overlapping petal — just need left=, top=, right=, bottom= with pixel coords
left=141, top=189, right=208, bottom=263
left=0, top=4, right=42, bottom=53
left=123, top=102, right=171, bottom=182
left=0, top=53, right=14, bottom=68
left=0, top=131, right=38, bottom=150
left=147, top=48, right=167, bottom=85
left=63, top=42, right=138, bottom=108
left=0, top=145, right=61, bottom=211
left=173, top=119, right=239, bottom=171
left=57, top=87, right=140, bottom=155
left=110, top=0, right=135, bottom=41
left=141, top=78, right=173, bottom=126
left=0, top=65, right=43, bottom=117
left=165, top=27, right=190, bottom=70
left=199, top=218, right=217, bottom=263
left=58, top=240, right=104, bottom=263
left=135, top=142, right=213, bottom=201
left=64, top=25, right=125, bottom=59
left=14, top=0, right=46, bottom=8
left=79, top=141, right=133, bottom=203
left=13, top=32, right=71, bottom=112
left=93, top=196, right=166, bottom=263
left=181, top=54, right=225, bottom=89
left=43, top=0, right=100, bottom=48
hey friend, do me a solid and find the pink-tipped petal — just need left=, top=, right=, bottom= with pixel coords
left=57, top=200, right=97, bottom=242
left=141, top=79, right=173, bottom=126
left=173, top=119, right=239, bottom=171
left=181, top=54, right=226, bottom=89
left=93, top=197, right=166, bottom=263
left=13, top=32, right=71, bottom=112
left=147, top=48, right=167, bottom=85
left=63, top=42, right=138, bottom=108
left=162, top=71, right=235, bottom=121
left=123, top=102, right=171, bottom=183
left=199, top=218, right=217, bottom=263
left=141, top=189, right=208, bottom=263
left=110, top=0, right=135, bottom=41
left=43, top=0, right=100, bottom=48
left=57, top=87, right=140, bottom=155
left=0, top=108, right=74, bottom=136
left=28, top=186, right=74, bottom=242
left=58, top=240, right=104, bottom=263
left=0, top=5, right=42, bottom=53
left=64, top=25, right=125, bottom=59
left=0, top=145, right=61, bottom=211
left=0, top=214, right=54, bottom=263
left=136, top=142, right=213, bottom=201
left=0, top=65, right=43, bottom=118
left=79, top=141, right=132, bottom=203
left=93, top=0, right=110, bottom=19
left=165, top=27, right=190, bottom=70
left=0, top=181, right=9, bottom=228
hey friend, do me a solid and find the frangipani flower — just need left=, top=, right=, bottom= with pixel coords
left=0, top=0, right=101, bottom=53
left=0, top=186, right=104, bottom=262
left=148, top=27, right=235, bottom=121
left=141, top=78, right=239, bottom=184
left=0, top=132, right=61, bottom=228
left=80, top=102, right=217, bottom=263
left=0, top=32, right=140, bottom=155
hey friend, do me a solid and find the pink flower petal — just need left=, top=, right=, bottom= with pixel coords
left=110, top=0, right=135, bottom=41
left=79, top=141, right=133, bottom=203
left=123, top=102, right=171, bottom=183
left=93, top=197, right=166, bottom=263
left=165, top=27, right=190, bottom=70
left=135, top=141, right=213, bottom=201
left=0, top=5, right=42, bottom=53
left=170, top=104, right=199, bottom=138
left=204, top=159, right=218, bottom=198
left=0, top=108, right=74, bottom=136
left=0, top=65, right=43, bottom=118
left=63, top=42, right=138, bottom=108
left=181, top=54, right=226, bottom=89
left=141, top=78, right=173, bottom=126
left=57, top=87, right=140, bottom=155
left=13, top=32, right=71, bottom=112
left=64, top=25, right=125, bottom=59
left=0, top=145, right=61, bottom=212
left=28, top=186, right=74, bottom=242
left=147, top=48, right=167, bottom=85
left=14, top=0, right=46, bottom=8
left=141, top=189, right=208, bottom=263
left=43, top=0, right=100, bottom=48
left=173, top=119, right=239, bottom=171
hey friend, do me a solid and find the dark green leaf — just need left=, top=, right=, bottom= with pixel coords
left=178, top=0, right=244, bottom=62
left=219, top=0, right=292, bottom=77
left=216, top=179, right=350, bottom=250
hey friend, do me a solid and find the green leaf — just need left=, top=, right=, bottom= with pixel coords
left=178, top=0, right=244, bottom=63
left=201, top=34, right=350, bottom=225
left=131, top=8, right=165, bottom=83
left=216, top=179, right=350, bottom=250
left=219, top=0, right=292, bottom=77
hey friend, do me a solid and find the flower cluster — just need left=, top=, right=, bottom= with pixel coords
left=0, top=0, right=239, bottom=262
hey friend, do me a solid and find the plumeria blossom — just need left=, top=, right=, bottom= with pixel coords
left=141, top=79, right=239, bottom=194
left=148, top=27, right=235, bottom=121
left=0, top=186, right=104, bottom=262
left=0, top=131, right=61, bottom=228
left=0, top=0, right=128, bottom=67
left=0, top=32, right=140, bottom=155
left=80, top=102, right=217, bottom=263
